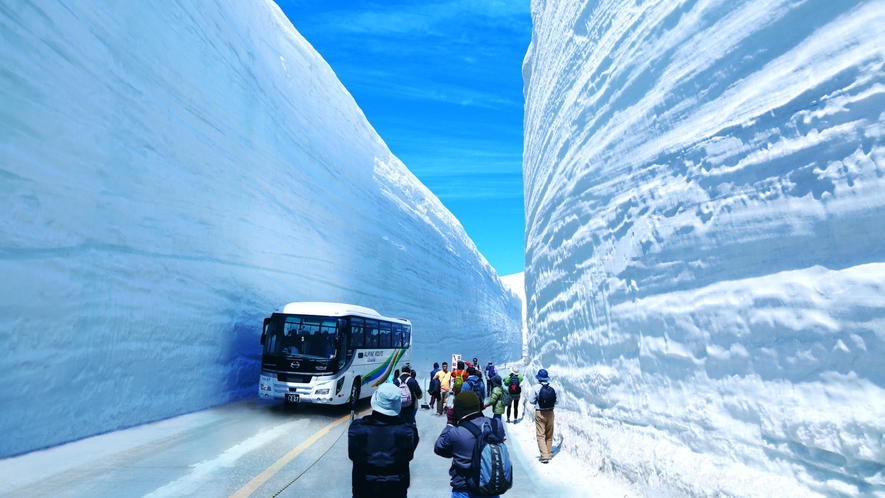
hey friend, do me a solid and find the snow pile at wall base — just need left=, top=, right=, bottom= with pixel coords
left=523, top=0, right=885, bottom=495
left=0, top=0, right=520, bottom=458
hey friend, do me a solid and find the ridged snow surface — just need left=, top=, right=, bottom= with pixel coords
left=523, top=0, right=885, bottom=496
left=0, top=0, right=520, bottom=458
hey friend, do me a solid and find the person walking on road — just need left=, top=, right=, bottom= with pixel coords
left=394, top=369, right=422, bottom=424
left=529, top=368, right=558, bottom=464
left=429, top=362, right=441, bottom=409
left=484, top=361, right=496, bottom=398
left=463, top=367, right=485, bottom=401
left=505, top=367, right=524, bottom=423
left=487, top=375, right=505, bottom=422
left=433, top=390, right=508, bottom=498
left=434, top=362, right=452, bottom=415
left=472, top=357, right=483, bottom=395
left=348, top=383, right=420, bottom=498
left=451, top=361, right=468, bottom=395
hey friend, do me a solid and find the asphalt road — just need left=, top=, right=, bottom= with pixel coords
left=0, top=397, right=571, bottom=497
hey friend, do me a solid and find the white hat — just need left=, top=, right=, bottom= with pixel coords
left=371, top=383, right=402, bottom=417
left=510, top=366, right=519, bottom=375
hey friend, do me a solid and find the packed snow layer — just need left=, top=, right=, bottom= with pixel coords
left=501, top=272, right=528, bottom=357
left=0, top=0, right=520, bottom=458
left=523, top=0, right=885, bottom=496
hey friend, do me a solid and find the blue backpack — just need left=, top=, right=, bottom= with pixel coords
left=487, top=365, right=496, bottom=379
left=461, top=419, right=512, bottom=495
left=466, top=377, right=484, bottom=396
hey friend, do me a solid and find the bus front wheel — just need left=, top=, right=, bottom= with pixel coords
left=350, top=379, right=361, bottom=409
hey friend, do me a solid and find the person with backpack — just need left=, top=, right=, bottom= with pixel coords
left=505, top=367, right=524, bottom=423
left=434, top=390, right=512, bottom=497
left=451, top=361, right=468, bottom=395
left=394, top=369, right=422, bottom=425
left=487, top=375, right=506, bottom=422
left=529, top=368, right=558, bottom=464
left=473, top=358, right=484, bottom=392
left=485, top=362, right=496, bottom=398
left=348, top=383, right=420, bottom=498
left=463, top=367, right=485, bottom=401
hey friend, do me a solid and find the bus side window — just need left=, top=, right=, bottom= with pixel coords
left=391, top=324, right=402, bottom=348
left=404, top=325, right=411, bottom=347
left=365, top=319, right=379, bottom=348
left=350, top=318, right=364, bottom=349
left=379, top=322, right=391, bottom=348
left=352, top=326, right=364, bottom=348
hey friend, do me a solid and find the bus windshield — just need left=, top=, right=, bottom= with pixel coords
left=264, top=314, right=341, bottom=360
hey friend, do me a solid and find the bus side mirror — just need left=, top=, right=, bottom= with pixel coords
left=260, top=317, right=270, bottom=345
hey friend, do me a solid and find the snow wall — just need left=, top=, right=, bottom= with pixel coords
left=0, top=0, right=521, bottom=458
left=523, top=0, right=885, bottom=496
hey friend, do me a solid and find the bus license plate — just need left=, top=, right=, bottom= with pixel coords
left=286, top=394, right=300, bottom=402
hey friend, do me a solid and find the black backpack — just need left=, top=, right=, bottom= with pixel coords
left=429, top=376, right=441, bottom=397
left=461, top=419, right=513, bottom=495
left=508, top=374, right=521, bottom=396
left=538, top=384, right=556, bottom=409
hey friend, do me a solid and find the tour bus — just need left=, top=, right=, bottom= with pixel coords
left=258, top=302, right=412, bottom=406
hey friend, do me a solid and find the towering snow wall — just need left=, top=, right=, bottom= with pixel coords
left=0, top=0, right=521, bottom=458
left=524, top=0, right=885, bottom=496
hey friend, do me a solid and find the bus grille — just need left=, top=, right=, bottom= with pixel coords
left=278, top=373, right=312, bottom=383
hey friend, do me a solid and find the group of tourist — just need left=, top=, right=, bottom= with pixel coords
left=348, top=358, right=559, bottom=498
left=429, top=359, right=525, bottom=424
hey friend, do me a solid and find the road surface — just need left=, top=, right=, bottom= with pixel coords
left=0, top=397, right=578, bottom=497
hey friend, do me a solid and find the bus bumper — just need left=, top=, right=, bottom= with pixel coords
left=258, top=373, right=340, bottom=404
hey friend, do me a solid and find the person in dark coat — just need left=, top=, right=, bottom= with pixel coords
left=429, top=362, right=441, bottom=409
left=434, top=390, right=506, bottom=497
left=394, top=369, right=422, bottom=424
left=348, top=383, right=420, bottom=498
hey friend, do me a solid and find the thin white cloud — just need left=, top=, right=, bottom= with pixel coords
left=317, top=0, right=530, bottom=36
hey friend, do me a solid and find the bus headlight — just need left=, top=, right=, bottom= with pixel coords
left=260, top=383, right=272, bottom=391
left=315, top=388, right=330, bottom=395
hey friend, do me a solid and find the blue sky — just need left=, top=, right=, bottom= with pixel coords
left=276, top=0, right=531, bottom=276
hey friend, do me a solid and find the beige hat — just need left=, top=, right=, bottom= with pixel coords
left=510, top=366, right=519, bottom=375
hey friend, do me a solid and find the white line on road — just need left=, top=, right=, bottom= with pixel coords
left=230, top=409, right=369, bottom=498
left=142, top=418, right=304, bottom=498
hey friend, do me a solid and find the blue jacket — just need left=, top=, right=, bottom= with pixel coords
left=463, top=375, right=484, bottom=398
left=434, top=414, right=505, bottom=491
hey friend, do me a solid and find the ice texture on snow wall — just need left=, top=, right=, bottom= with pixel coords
left=0, top=1, right=521, bottom=458
left=523, top=0, right=885, bottom=495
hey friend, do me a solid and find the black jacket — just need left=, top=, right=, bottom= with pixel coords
left=348, top=412, right=420, bottom=498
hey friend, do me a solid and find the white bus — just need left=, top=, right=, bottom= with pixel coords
left=258, top=302, right=412, bottom=407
